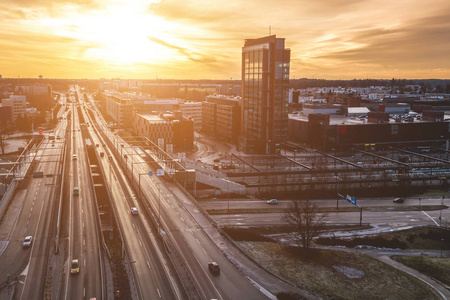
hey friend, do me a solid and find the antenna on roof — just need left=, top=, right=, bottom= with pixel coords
left=269, top=25, right=271, bottom=35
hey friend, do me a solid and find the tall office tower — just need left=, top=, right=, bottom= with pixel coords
left=239, top=35, right=290, bottom=154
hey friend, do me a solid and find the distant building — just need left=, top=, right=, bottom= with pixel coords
left=132, top=111, right=193, bottom=152
left=15, top=84, right=51, bottom=96
left=239, top=35, right=290, bottom=154
left=202, top=95, right=241, bottom=143
left=2, top=95, right=26, bottom=124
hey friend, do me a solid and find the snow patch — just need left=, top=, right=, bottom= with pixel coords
left=332, top=265, right=365, bottom=279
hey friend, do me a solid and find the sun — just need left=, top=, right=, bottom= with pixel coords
left=41, top=0, right=182, bottom=65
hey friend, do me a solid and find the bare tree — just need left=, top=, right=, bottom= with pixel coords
left=282, top=200, right=325, bottom=250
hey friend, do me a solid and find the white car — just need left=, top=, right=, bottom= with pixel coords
left=266, top=199, right=278, bottom=204
left=73, top=154, right=77, bottom=160
left=23, top=236, right=32, bottom=248
left=131, top=207, right=139, bottom=215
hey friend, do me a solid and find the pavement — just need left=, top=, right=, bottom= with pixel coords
left=368, top=251, right=450, bottom=300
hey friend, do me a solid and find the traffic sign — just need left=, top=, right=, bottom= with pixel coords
left=156, top=169, right=164, bottom=176
left=148, top=172, right=153, bottom=176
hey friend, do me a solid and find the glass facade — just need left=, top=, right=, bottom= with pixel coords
left=240, top=36, right=290, bottom=154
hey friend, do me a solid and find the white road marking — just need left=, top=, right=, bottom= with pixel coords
left=157, top=288, right=161, bottom=298
left=203, top=248, right=207, bottom=254
left=139, top=240, right=142, bottom=246
left=83, top=288, right=85, bottom=297
left=422, top=211, right=439, bottom=226
left=196, top=238, right=200, bottom=244
left=147, top=261, right=151, bottom=269
left=181, top=217, right=184, bottom=222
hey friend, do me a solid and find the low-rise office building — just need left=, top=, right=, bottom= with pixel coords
left=289, top=112, right=449, bottom=150
left=202, top=95, right=240, bottom=143
left=179, top=101, right=202, bottom=131
left=132, top=110, right=193, bottom=152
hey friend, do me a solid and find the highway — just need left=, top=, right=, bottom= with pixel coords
left=81, top=96, right=182, bottom=299
left=63, top=93, right=104, bottom=299
left=0, top=101, right=67, bottom=298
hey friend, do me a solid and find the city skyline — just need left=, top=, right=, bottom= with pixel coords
left=1, top=0, right=450, bottom=80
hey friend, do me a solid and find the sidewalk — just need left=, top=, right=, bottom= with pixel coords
left=370, top=253, right=450, bottom=300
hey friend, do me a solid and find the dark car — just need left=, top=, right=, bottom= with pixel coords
left=393, top=197, right=405, bottom=203
left=208, top=262, right=220, bottom=275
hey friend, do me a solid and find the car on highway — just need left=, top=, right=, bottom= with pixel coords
left=23, top=236, right=32, bottom=248
left=73, top=187, right=79, bottom=195
left=266, top=199, right=278, bottom=204
left=393, top=197, right=405, bottom=203
left=208, top=262, right=220, bottom=275
left=72, top=154, right=77, bottom=160
left=71, top=259, right=80, bottom=274
left=131, top=207, right=139, bottom=215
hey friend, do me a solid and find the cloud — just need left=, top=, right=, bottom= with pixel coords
left=314, top=12, right=450, bottom=70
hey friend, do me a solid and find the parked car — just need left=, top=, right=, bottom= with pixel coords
left=208, top=262, right=220, bottom=275
left=71, top=259, right=80, bottom=274
left=73, top=187, right=79, bottom=195
left=393, top=197, right=405, bottom=203
left=131, top=207, right=139, bottom=215
left=72, top=154, right=77, bottom=160
left=23, top=236, right=32, bottom=248
left=266, top=199, right=278, bottom=204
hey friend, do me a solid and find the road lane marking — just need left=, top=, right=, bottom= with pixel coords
left=157, top=288, right=161, bottom=298
left=84, top=259, right=86, bottom=266
left=196, top=238, right=200, bottom=244
left=83, top=240, right=85, bottom=246
left=83, top=288, right=85, bottom=297
left=139, top=240, right=142, bottom=246
left=83, top=222, right=85, bottom=228
left=422, top=211, right=439, bottom=226
left=181, top=217, right=184, bottom=222
left=132, top=223, right=135, bottom=229
left=147, top=261, right=151, bottom=269
left=203, top=248, right=207, bottom=254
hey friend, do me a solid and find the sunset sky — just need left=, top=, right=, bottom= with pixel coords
left=1, top=0, right=450, bottom=80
